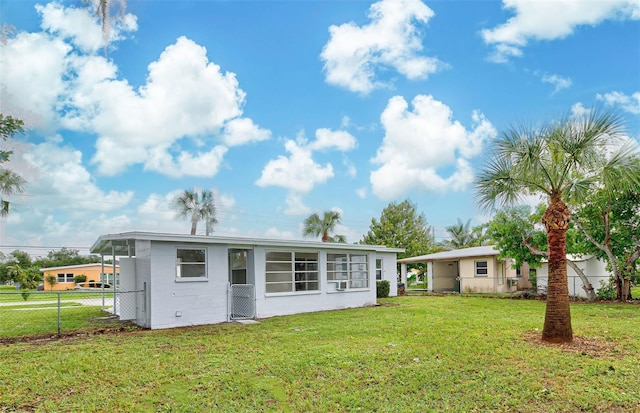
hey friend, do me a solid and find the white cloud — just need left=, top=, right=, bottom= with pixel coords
left=22, top=137, right=134, bottom=212
left=255, top=139, right=334, bottom=193
left=321, top=0, right=446, bottom=94
left=482, top=0, right=640, bottom=62
left=571, top=102, right=590, bottom=117
left=263, top=227, right=296, bottom=240
left=0, top=32, right=71, bottom=132
left=36, top=2, right=137, bottom=54
left=343, top=157, right=357, bottom=178
left=283, top=193, right=312, bottom=216
left=542, top=74, right=572, bottom=94
left=370, top=95, right=497, bottom=199
left=356, top=187, right=367, bottom=199
left=2, top=4, right=271, bottom=178
left=257, top=127, right=358, bottom=214
left=597, top=91, right=640, bottom=114
left=310, top=128, right=357, bottom=151
left=220, top=118, right=271, bottom=146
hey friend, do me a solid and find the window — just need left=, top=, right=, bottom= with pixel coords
left=475, top=260, right=488, bottom=277
left=265, top=251, right=318, bottom=293
left=376, top=259, right=383, bottom=281
left=327, top=253, right=369, bottom=289
left=57, top=273, right=74, bottom=283
left=176, top=248, right=206, bottom=279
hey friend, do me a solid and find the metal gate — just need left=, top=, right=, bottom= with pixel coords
left=229, top=284, right=255, bottom=320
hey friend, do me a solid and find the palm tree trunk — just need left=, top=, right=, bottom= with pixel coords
left=541, top=194, right=573, bottom=342
left=190, top=219, right=197, bottom=235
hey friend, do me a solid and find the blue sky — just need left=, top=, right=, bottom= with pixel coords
left=1, top=0, right=639, bottom=257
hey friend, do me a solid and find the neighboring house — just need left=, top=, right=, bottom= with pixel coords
left=536, top=255, right=610, bottom=298
left=398, top=246, right=525, bottom=294
left=90, top=232, right=403, bottom=330
left=39, top=263, right=120, bottom=291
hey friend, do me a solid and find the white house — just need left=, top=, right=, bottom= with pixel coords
left=536, top=255, right=611, bottom=298
left=90, top=232, right=403, bottom=330
left=398, top=246, right=526, bottom=294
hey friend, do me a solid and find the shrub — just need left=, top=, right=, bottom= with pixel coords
left=376, top=280, right=390, bottom=298
left=74, top=274, right=87, bottom=283
left=596, top=279, right=617, bottom=300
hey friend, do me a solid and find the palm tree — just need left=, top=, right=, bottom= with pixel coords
left=476, top=107, right=640, bottom=343
left=171, top=188, right=217, bottom=235
left=442, top=218, right=477, bottom=250
left=0, top=114, right=26, bottom=217
left=303, top=210, right=344, bottom=242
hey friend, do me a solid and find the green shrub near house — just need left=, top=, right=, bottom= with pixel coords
left=74, top=274, right=87, bottom=284
left=376, top=280, right=389, bottom=298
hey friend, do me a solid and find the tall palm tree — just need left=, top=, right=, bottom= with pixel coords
left=443, top=218, right=477, bottom=250
left=476, top=107, right=640, bottom=343
left=0, top=114, right=26, bottom=217
left=303, top=210, right=344, bottom=242
left=171, top=188, right=217, bottom=236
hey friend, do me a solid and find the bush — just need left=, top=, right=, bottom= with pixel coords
left=74, top=274, right=87, bottom=283
left=596, top=279, right=617, bottom=300
left=376, top=280, right=390, bottom=298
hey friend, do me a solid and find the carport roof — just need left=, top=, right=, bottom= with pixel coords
left=398, top=245, right=500, bottom=264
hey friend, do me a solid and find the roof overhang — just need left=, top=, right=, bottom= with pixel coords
left=90, top=231, right=404, bottom=257
left=398, top=245, right=501, bottom=264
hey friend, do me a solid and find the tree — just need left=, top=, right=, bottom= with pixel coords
left=0, top=114, right=26, bottom=217
left=486, top=205, right=597, bottom=301
left=7, top=264, right=41, bottom=300
left=303, top=210, right=344, bottom=242
left=34, top=248, right=101, bottom=269
left=476, top=107, right=640, bottom=343
left=360, top=199, right=435, bottom=262
left=572, top=187, right=640, bottom=300
left=45, top=274, right=57, bottom=291
left=0, top=250, right=33, bottom=284
left=487, top=206, right=546, bottom=270
left=83, top=0, right=127, bottom=50
left=171, top=188, right=217, bottom=236
left=441, top=218, right=485, bottom=250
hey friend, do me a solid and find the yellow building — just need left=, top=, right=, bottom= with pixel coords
left=39, top=263, right=119, bottom=291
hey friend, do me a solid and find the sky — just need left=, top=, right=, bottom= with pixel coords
left=0, top=0, right=639, bottom=258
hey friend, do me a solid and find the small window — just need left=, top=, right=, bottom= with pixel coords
left=376, top=259, right=383, bottom=281
left=475, top=260, right=488, bottom=277
left=176, top=248, right=207, bottom=280
left=57, top=273, right=74, bottom=283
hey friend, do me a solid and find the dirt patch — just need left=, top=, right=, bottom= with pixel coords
left=524, top=331, right=628, bottom=358
left=0, top=323, right=143, bottom=345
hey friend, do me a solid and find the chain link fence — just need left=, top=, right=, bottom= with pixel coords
left=0, top=289, right=144, bottom=340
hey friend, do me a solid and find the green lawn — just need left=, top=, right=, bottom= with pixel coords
left=1, top=296, right=639, bottom=412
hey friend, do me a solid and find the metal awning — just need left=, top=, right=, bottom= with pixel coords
left=90, top=237, right=136, bottom=257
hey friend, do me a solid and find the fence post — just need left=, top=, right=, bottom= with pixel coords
left=57, top=292, right=61, bottom=336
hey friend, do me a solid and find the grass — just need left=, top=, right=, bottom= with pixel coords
left=0, top=287, right=114, bottom=304
left=0, top=305, right=121, bottom=339
left=1, top=296, right=639, bottom=412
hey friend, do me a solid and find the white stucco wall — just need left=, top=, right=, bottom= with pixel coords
left=537, top=257, right=611, bottom=298
left=379, top=251, right=399, bottom=297
left=146, top=242, right=229, bottom=329
left=126, top=241, right=391, bottom=329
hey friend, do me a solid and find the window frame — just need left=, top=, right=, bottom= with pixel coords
left=375, top=258, right=383, bottom=281
left=175, top=247, right=208, bottom=282
left=327, top=253, right=370, bottom=291
left=57, top=273, right=74, bottom=283
left=265, top=251, right=319, bottom=294
left=474, top=260, right=488, bottom=277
